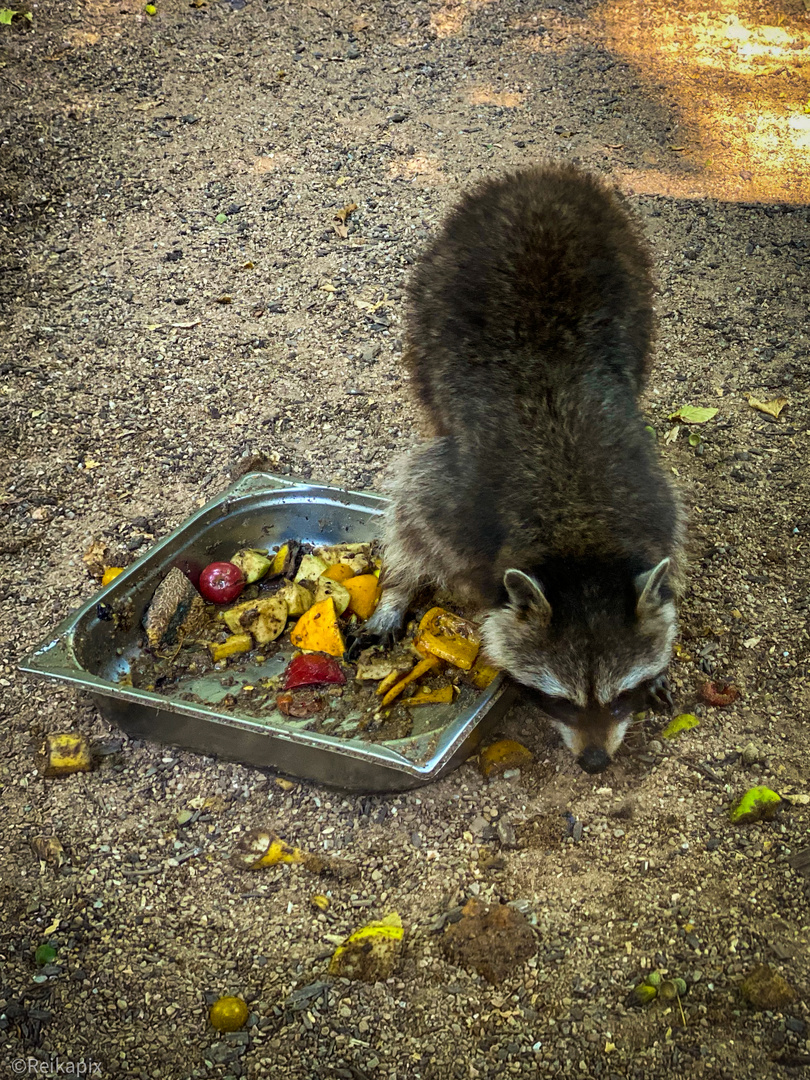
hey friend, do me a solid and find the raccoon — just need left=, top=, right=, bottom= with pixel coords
left=362, top=163, right=685, bottom=773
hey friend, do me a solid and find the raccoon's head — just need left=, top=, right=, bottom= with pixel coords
left=481, top=558, right=677, bottom=773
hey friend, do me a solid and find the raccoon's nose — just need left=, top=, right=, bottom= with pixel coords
left=577, top=746, right=612, bottom=773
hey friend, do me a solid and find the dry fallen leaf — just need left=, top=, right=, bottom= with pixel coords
left=745, top=393, right=788, bottom=419
left=664, top=424, right=681, bottom=445
left=332, top=202, right=358, bottom=238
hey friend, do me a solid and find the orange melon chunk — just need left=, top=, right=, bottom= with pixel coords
left=343, top=574, right=381, bottom=621
left=290, top=597, right=345, bottom=657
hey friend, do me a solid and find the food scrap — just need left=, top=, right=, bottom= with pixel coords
left=328, top=912, right=404, bottom=982
left=36, top=734, right=93, bottom=778
left=699, top=681, right=739, bottom=707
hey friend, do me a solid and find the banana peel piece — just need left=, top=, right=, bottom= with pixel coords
left=328, top=912, right=404, bottom=982
left=36, top=734, right=93, bottom=777
left=231, top=829, right=358, bottom=878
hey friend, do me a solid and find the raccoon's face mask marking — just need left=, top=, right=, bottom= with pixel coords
left=482, top=560, right=677, bottom=770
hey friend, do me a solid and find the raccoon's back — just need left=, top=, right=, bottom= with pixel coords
left=405, top=164, right=655, bottom=435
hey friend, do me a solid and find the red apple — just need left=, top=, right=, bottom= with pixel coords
left=199, top=561, right=246, bottom=604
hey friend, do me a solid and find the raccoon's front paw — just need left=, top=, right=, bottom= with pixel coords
left=345, top=602, right=407, bottom=659
left=646, top=672, right=673, bottom=711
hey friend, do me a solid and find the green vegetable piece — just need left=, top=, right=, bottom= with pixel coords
left=0, top=9, right=14, bottom=24
left=229, top=548, right=272, bottom=584
left=688, top=432, right=702, bottom=447
left=644, top=424, right=657, bottom=440
left=661, top=713, right=700, bottom=739
left=632, top=982, right=658, bottom=1005
left=215, top=213, right=227, bottom=224
left=673, top=977, right=688, bottom=996
left=145, top=4, right=156, bottom=13
left=644, top=970, right=662, bottom=988
left=668, top=405, right=718, bottom=424
left=729, top=786, right=781, bottom=825
left=35, top=944, right=56, bottom=965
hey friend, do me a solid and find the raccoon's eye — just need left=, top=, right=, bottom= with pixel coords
left=531, top=692, right=581, bottom=723
left=610, top=690, right=640, bottom=716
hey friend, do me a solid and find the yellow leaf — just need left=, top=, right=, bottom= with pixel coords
left=745, top=393, right=788, bottom=419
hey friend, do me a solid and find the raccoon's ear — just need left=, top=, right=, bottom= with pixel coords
left=504, top=569, right=552, bottom=624
left=634, top=558, right=671, bottom=618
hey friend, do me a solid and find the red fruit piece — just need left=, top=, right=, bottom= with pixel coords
left=282, top=653, right=346, bottom=689
left=699, top=680, right=739, bottom=707
left=276, top=691, right=324, bottom=718
left=199, top=562, right=246, bottom=604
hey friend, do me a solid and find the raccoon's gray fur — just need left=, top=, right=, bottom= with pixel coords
left=364, top=163, right=685, bottom=773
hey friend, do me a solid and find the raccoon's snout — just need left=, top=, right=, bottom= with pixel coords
left=577, top=746, right=612, bottom=774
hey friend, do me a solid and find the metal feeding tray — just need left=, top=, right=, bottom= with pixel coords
left=21, top=472, right=516, bottom=792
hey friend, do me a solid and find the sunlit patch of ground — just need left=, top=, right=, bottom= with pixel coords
left=250, top=154, right=297, bottom=175
left=388, top=154, right=446, bottom=184
left=466, top=86, right=525, bottom=107
left=430, top=0, right=499, bottom=38
left=599, top=0, right=810, bottom=203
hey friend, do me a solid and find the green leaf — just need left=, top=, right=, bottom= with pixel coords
left=668, top=405, right=718, bottom=424
left=35, top=944, right=57, bottom=965
left=0, top=7, right=32, bottom=22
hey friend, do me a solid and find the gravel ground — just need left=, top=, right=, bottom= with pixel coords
left=2, top=1, right=810, bottom=1078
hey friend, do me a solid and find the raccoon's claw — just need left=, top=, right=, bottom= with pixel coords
left=647, top=673, right=673, bottom=711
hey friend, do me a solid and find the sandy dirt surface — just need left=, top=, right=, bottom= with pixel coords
left=2, top=1, right=810, bottom=1077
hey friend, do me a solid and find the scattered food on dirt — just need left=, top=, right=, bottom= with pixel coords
left=740, top=965, right=797, bottom=1011
left=442, top=899, right=536, bottom=984
left=478, top=738, right=534, bottom=779
left=209, top=995, right=249, bottom=1033
left=231, top=828, right=358, bottom=879
left=328, top=912, right=404, bottom=982
left=35, top=733, right=93, bottom=777
left=699, top=680, right=740, bottom=707
left=729, top=785, right=782, bottom=825
left=661, top=712, right=700, bottom=739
